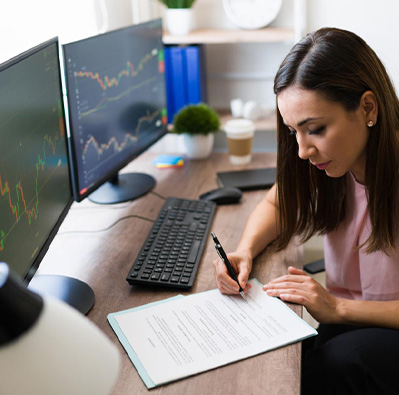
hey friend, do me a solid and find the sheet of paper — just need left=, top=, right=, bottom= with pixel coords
left=108, top=279, right=317, bottom=388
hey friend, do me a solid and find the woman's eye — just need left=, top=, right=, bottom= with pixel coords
left=289, top=129, right=297, bottom=136
left=309, top=126, right=325, bottom=135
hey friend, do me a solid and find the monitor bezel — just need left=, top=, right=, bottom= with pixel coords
left=62, top=19, right=168, bottom=202
left=0, top=37, right=75, bottom=283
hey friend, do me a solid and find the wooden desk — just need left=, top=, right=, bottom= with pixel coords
left=39, top=152, right=303, bottom=394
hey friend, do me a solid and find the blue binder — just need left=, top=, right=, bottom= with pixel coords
left=164, top=47, right=175, bottom=122
left=165, top=45, right=206, bottom=121
left=165, top=46, right=187, bottom=122
left=183, top=46, right=202, bottom=104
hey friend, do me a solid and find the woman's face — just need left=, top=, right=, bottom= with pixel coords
left=277, top=86, right=372, bottom=184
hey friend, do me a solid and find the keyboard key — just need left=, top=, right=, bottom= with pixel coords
left=170, top=276, right=180, bottom=283
left=188, top=240, right=201, bottom=263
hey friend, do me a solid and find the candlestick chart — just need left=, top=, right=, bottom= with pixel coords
left=64, top=21, right=168, bottom=197
left=0, top=43, right=71, bottom=277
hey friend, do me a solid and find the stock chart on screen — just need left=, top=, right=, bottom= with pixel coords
left=64, top=19, right=167, bottom=198
left=0, top=42, right=71, bottom=277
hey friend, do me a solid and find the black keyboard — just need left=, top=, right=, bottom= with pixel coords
left=126, top=197, right=216, bottom=289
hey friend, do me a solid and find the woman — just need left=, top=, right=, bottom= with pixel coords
left=213, top=27, right=399, bottom=394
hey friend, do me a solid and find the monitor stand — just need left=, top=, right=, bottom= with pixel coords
left=28, top=275, right=95, bottom=315
left=88, top=172, right=156, bottom=204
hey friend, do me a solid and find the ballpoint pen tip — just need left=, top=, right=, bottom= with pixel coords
left=240, top=291, right=246, bottom=300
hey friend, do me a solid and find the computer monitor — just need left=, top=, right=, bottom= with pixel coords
left=63, top=19, right=168, bottom=204
left=0, top=38, right=94, bottom=314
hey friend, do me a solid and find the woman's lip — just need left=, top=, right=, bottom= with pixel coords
left=312, top=161, right=331, bottom=170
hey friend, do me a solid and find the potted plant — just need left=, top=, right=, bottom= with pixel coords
left=173, top=103, right=220, bottom=159
left=158, top=0, right=196, bottom=36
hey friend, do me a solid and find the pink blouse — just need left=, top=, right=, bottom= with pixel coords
left=324, top=173, right=399, bottom=301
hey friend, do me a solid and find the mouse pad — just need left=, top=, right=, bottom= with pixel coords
left=216, top=167, right=276, bottom=191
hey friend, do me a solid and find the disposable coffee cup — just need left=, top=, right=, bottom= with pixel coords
left=224, top=119, right=255, bottom=165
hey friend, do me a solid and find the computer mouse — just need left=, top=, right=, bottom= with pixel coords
left=199, top=187, right=242, bottom=205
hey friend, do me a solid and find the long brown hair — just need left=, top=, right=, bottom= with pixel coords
left=273, top=27, right=399, bottom=253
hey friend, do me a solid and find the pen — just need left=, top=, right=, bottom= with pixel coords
left=211, top=232, right=246, bottom=300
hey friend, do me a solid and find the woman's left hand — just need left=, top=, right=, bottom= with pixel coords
left=263, top=266, right=341, bottom=324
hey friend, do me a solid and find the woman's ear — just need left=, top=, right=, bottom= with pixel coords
left=360, top=90, right=378, bottom=124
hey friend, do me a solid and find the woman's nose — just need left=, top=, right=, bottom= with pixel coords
left=297, top=135, right=316, bottom=160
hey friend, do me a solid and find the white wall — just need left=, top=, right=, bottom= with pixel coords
left=0, top=0, right=132, bottom=63
left=307, top=0, right=399, bottom=96
left=1, top=0, right=399, bottom=150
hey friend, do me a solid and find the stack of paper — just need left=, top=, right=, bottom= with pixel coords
left=108, top=279, right=317, bottom=389
left=153, top=155, right=184, bottom=169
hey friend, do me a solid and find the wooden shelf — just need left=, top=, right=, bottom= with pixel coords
left=168, top=109, right=276, bottom=133
left=217, top=108, right=277, bottom=132
left=168, top=109, right=277, bottom=132
left=163, top=27, right=295, bottom=45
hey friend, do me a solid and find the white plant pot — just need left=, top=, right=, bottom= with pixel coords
left=166, top=8, right=193, bottom=36
left=182, top=134, right=214, bottom=159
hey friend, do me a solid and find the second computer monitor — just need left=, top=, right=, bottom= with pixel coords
left=63, top=19, right=167, bottom=204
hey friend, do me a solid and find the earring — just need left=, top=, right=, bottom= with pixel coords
left=367, top=121, right=374, bottom=128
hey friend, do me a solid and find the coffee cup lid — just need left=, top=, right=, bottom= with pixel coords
left=224, top=119, right=255, bottom=139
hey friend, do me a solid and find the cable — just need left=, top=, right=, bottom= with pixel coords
left=58, top=214, right=155, bottom=235
left=70, top=191, right=167, bottom=210
left=70, top=202, right=132, bottom=210
left=150, top=190, right=167, bottom=200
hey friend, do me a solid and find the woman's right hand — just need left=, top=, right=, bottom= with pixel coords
left=212, top=250, right=253, bottom=295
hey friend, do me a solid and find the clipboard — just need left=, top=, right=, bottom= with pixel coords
left=216, top=167, right=276, bottom=191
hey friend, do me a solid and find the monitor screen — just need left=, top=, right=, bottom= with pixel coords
left=0, top=38, right=72, bottom=281
left=0, top=38, right=94, bottom=314
left=63, top=19, right=168, bottom=204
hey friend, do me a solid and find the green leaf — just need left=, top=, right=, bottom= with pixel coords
left=158, top=0, right=196, bottom=8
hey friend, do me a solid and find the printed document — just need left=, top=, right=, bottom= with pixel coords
left=108, top=279, right=317, bottom=388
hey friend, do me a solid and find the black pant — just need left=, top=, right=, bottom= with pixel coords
left=302, top=324, right=399, bottom=394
